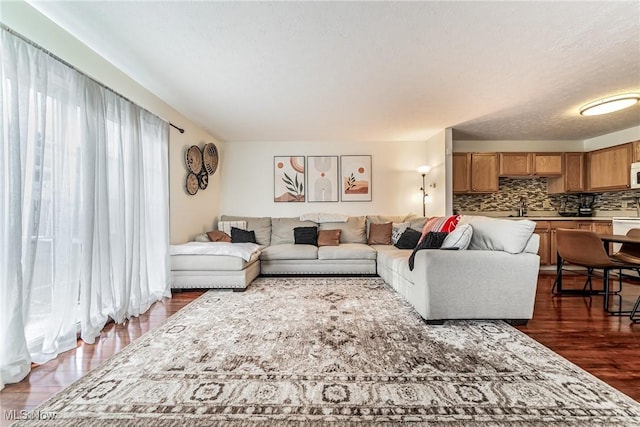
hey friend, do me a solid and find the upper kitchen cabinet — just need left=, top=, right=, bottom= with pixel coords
left=453, top=153, right=471, bottom=193
left=499, top=152, right=562, bottom=177
left=453, top=152, right=499, bottom=193
left=586, top=143, right=633, bottom=191
left=633, top=140, right=640, bottom=162
left=532, top=153, right=563, bottom=176
left=499, top=153, right=531, bottom=176
left=547, top=152, right=585, bottom=194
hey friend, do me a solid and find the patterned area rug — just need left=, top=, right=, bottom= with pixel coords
left=15, top=277, right=640, bottom=426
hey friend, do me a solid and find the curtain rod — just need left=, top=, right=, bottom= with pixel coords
left=1, top=24, right=185, bottom=134
left=170, top=123, right=185, bottom=133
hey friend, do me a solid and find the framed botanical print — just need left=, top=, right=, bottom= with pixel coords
left=306, top=156, right=339, bottom=202
left=274, top=156, right=305, bottom=202
left=340, top=155, right=372, bottom=202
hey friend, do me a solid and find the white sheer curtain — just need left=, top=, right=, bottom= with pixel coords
left=1, top=28, right=170, bottom=389
left=80, top=81, right=170, bottom=343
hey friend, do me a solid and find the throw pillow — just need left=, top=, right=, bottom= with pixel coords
left=418, top=215, right=460, bottom=243
left=206, top=230, right=232, bottom=242
left=294, top=226, right=318, bottom=246
left=231, top=227, right=257, bottom=243
left=394, top=228, right=422, bottom=249
left=318, top=229, right=341, bottom=246
left=408, top=231, right=449, bottom=270
left=218, top=220, right=247, bottom=235
left=367, top=222, right=392, bottom=245
left=441, top=224, right=473, bottom=250
left=391, top=222, right=410, bottom=245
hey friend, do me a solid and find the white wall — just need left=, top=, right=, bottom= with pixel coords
left=424, top=130, right=447, bottom=217
left=584, top=126, right=640, bottom=151
left=2, top=0, right=221, bottom=243
left=220, top=141, right=430, bottom=218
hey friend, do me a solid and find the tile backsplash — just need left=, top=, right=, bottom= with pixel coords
left=453, top=178, right=640, bottom=213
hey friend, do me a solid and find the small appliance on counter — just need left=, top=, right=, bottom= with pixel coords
left=631, top=162, right=640, bottom=189
left=578, top=193, right=595, bottom=217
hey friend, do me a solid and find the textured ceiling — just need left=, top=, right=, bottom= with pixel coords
left=27, top=1, right=640, bottom=142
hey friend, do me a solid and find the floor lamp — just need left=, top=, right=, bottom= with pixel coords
left=417, top=165, right=432, bottom=216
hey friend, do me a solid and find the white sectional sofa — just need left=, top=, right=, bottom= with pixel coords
left=170, top=214, right=540, bottom=322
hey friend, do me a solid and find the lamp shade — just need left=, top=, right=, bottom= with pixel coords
left=580, top=93, right=640, bottom=116
left=417, top=165, right=432, bottom=175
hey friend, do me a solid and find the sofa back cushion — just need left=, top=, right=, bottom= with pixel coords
left=459, top=215, right=536, bottom=254
left=404, top=214, right=427, bottom=233
left=271, top=217, right=318, bottom=245
left=220, top=215, right=272, bottom=246
left=319, top=216, right=367, bottom=243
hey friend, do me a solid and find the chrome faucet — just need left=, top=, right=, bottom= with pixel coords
left=518, top=196, right=527, bottom=217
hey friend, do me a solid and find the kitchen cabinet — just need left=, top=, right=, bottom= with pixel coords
left=452, top=153, right=471, bottom=193
left=547, top=153, right=585, bottom=194
left=587, top=143, right=633, bottom=191
left=453, top=152, right=498, bottom=193
left=499, top=152, right=562, bottom=177
left=532, top=153, right=563, bottom=176
left=534, top=221, right=551, bottom=265
left=633, top=140, right=640, bottom=162
left=499, top=153, right=531, bottom=176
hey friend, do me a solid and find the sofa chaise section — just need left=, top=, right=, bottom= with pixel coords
left=170, top=253, right=260, bottom=290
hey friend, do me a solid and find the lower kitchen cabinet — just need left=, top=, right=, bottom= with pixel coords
left=534, top=221, right=551, bottom=265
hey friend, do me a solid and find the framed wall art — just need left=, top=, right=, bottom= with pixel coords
left=274, top=156, right=305, bottom=202
left=306, top=156, right=339, bottom=202
left=340, top=155, right=372, bottom=202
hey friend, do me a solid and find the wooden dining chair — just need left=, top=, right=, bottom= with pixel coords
left=554, top=228, right=638, bottom=315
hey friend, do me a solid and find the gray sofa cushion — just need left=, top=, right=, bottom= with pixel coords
left=404, top=214, right=427, bottom=232
left=318, top=243, right=377, bottom=260
left=271, top=217, right=318, bottom=245
left=319, top=216, right=366, bottom=243
left=459, top=215, right=536, bottom=254
left=220, top=215, right=272, bottom=246
left=260, top=244, right=318, bottom=260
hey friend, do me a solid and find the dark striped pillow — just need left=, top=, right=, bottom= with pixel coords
left=294, top=226, right=318, bottom=246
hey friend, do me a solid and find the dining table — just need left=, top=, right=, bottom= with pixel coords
left=553, top=233, right=640, bottom=295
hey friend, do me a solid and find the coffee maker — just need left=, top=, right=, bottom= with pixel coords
left=578, top=193, right=595, bottom=217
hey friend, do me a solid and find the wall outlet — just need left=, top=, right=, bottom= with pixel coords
left=543, top=200, right=551, bottom=209
left=622, top=200, right=628, bottom=209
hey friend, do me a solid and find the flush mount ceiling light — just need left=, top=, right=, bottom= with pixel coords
left=579, top=93, right=640, bottom=116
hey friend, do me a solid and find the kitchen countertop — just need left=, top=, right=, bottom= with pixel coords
left=458, top=211, right=640, bottom=220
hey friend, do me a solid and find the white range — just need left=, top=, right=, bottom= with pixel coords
left=612, top=217, right=640, bottom=252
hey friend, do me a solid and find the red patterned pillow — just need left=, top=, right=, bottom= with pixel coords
left=418, top=215, right=460, bottom=243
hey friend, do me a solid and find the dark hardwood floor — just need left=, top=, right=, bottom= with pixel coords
left=1, top=273, right=639, bottom=426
